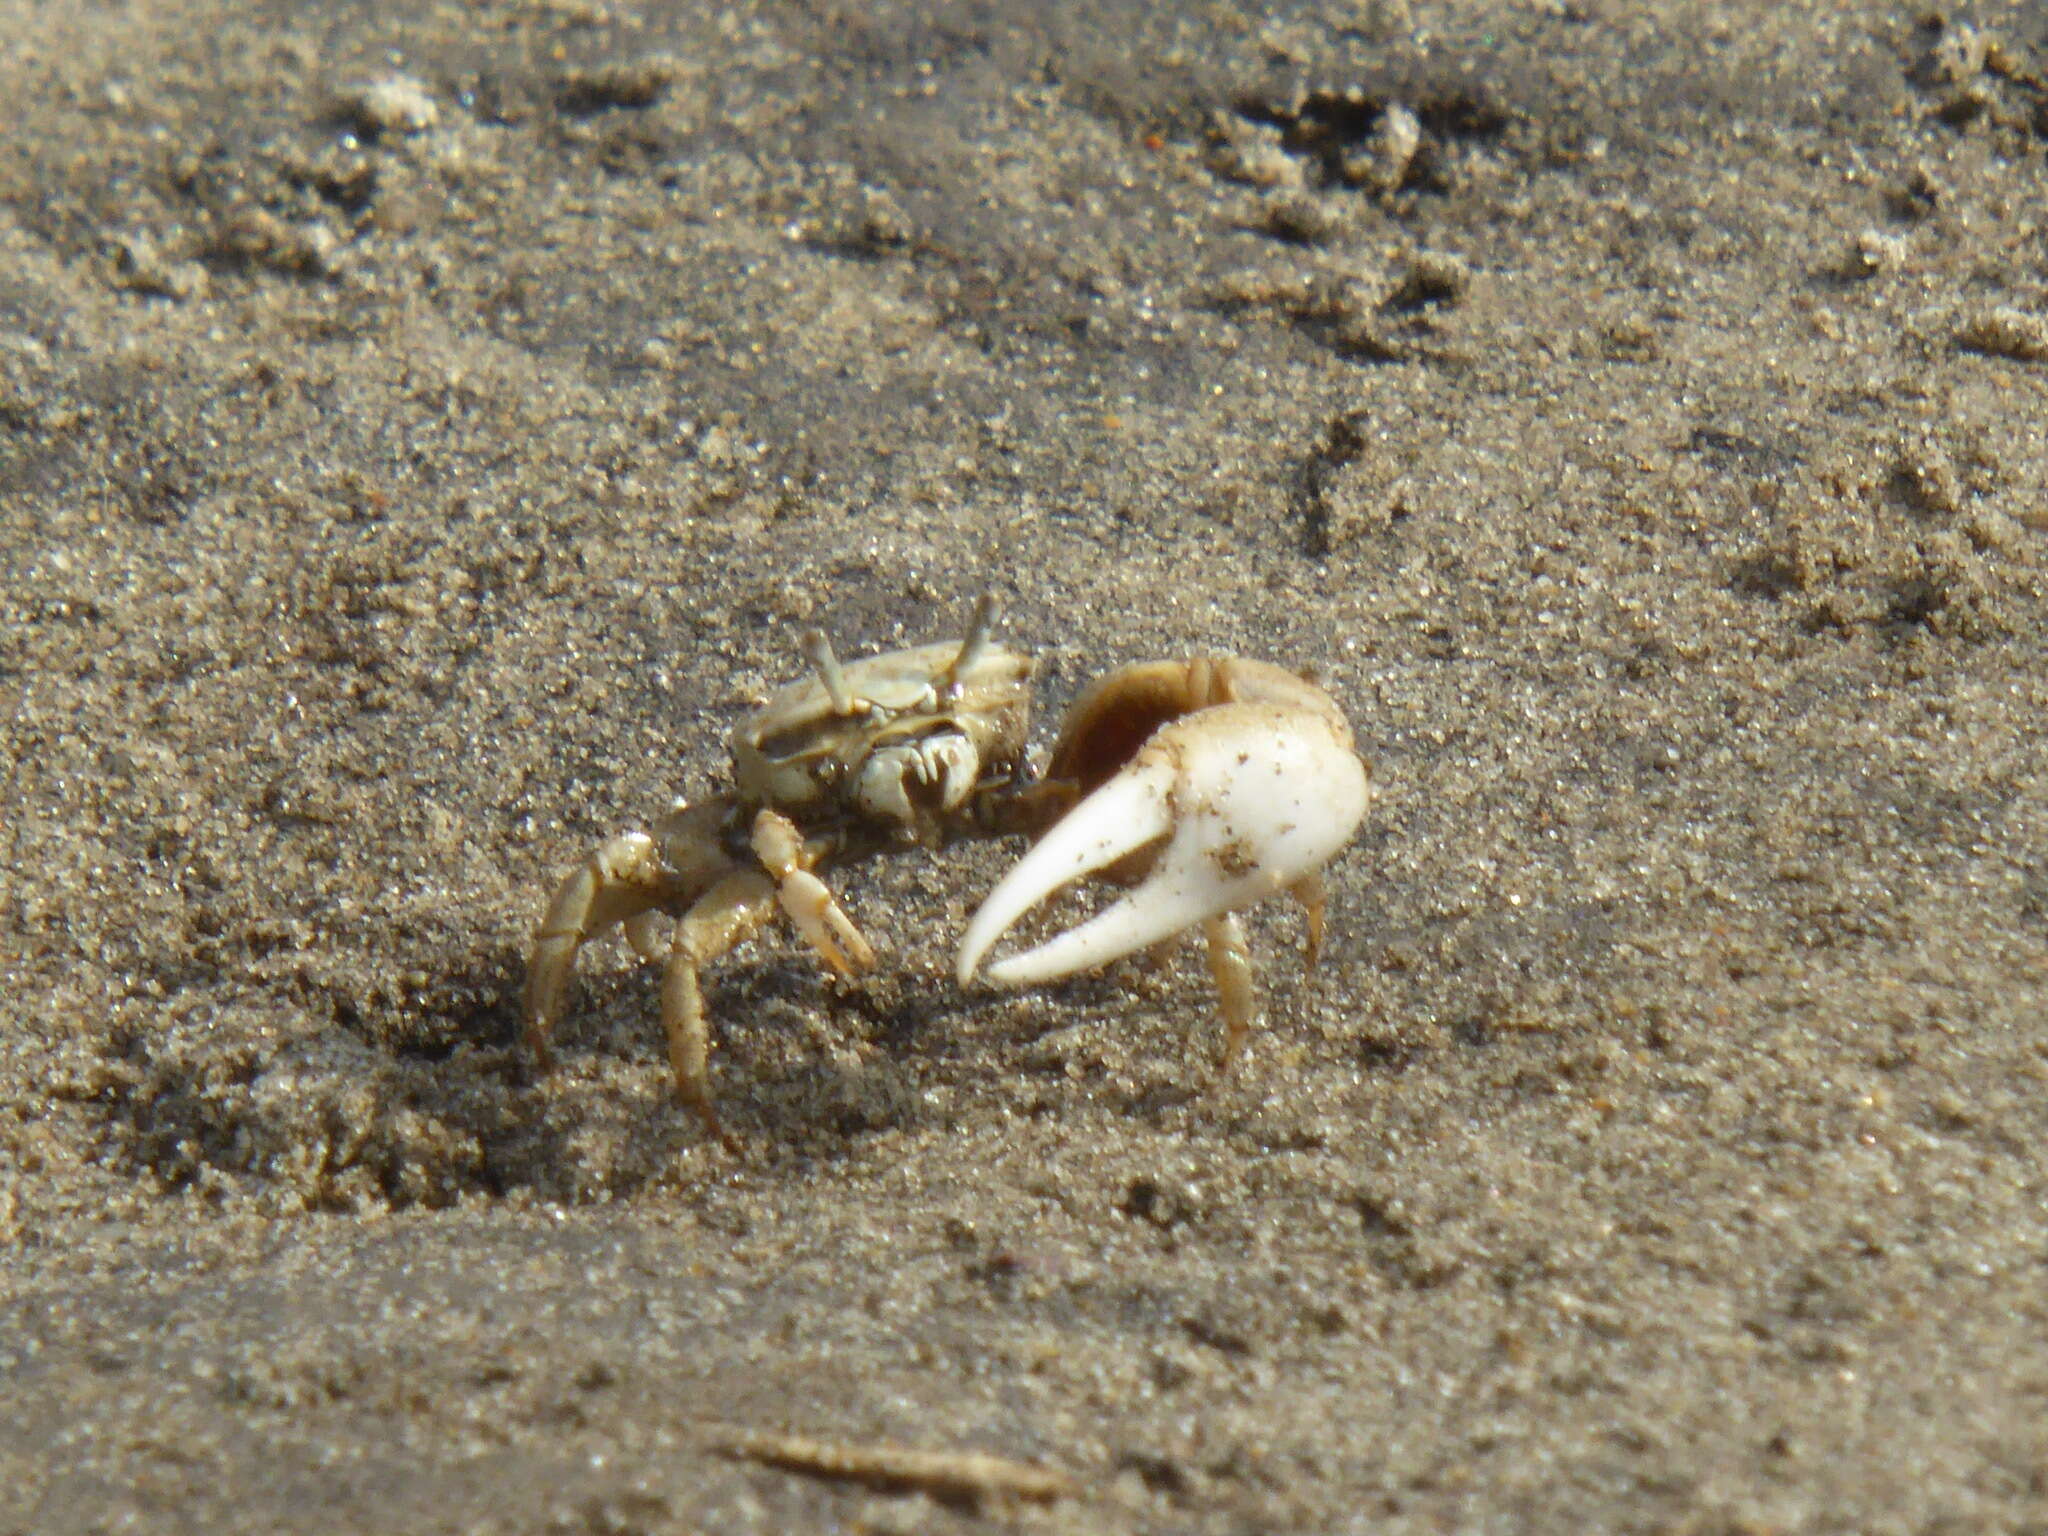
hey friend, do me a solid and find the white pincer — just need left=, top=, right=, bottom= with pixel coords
left=957, top=656, right=1371, bottom=1071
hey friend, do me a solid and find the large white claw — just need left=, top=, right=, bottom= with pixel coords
left=956, top=701, right=1370, bottom=988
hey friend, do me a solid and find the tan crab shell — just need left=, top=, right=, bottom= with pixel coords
left=729, top=639, right=1035, bottom=817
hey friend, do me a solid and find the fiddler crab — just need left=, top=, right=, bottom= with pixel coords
left=522, top=596, right=1371, bottom=1146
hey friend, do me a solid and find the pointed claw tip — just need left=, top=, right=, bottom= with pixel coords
left=955, top=917, right=1004, bottom=988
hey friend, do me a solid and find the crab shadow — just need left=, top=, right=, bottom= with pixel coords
left=441, top=946, right=1010, bottom=1192
left=301, top=923, right=1253, bottom=1204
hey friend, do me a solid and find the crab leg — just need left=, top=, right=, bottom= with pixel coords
left=1202, top=913, right=1256, bottom=1070
left=523, top=831, right=671, bottom=1070
left=1288, top=871, right=1327, bottom=967
left=659, top=869, right=784, bottom=1148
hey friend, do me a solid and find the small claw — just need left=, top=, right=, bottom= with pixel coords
left=750, top=807, right=878, bottom=976
left=956, top=700, right=1369, bottom=987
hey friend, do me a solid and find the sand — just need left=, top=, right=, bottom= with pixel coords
left=3, top=1, right=2046, bottom=1530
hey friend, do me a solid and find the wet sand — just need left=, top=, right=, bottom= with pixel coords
left=3, top=1, right=2046, bottom=1530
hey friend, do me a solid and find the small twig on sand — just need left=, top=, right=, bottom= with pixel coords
left=704, top=1423, right=1077, bottom=1508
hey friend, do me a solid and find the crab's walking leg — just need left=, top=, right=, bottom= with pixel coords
left=659, top=869, right=783, bottom=1148
left=750, top=809, right=877, bottom=976
left=1202, top=913, right=1257, bottom=1074
left=524, top=832, right=671, bottom=1071
left=1288, top=873, right=1327, bottom=969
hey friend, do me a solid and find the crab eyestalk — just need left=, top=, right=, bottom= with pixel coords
left=937, top=593, right=1000, bottom=698
left=800, top=627, right=859, bottom=716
